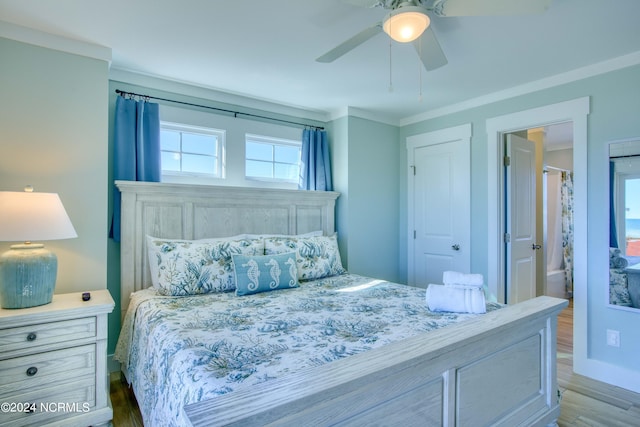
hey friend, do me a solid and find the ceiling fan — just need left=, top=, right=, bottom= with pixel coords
left=316, top=0, right=552, bottom=71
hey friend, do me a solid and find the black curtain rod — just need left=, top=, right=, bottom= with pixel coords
left=610, top=154, right=640, bottom=159
left=115, top=89, right=324, bottom=130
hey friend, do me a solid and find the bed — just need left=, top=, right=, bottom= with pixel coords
left=114, top=180, right=568, bottom=427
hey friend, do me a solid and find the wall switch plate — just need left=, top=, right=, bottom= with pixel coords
left=606, top=329, right=620, bottom=347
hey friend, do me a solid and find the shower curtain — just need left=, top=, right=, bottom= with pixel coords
left=546, top=173, right=563, bottom=272
left=561, top=171, right=574, bottom=296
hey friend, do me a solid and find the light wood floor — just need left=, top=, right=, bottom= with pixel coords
left=109, top=299, right=640, bottom=426
left=555, top=300, right=640, bottom=426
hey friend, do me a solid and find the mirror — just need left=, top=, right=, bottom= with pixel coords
left=609, top=139, right=640, bottom=310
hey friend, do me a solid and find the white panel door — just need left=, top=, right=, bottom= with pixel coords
left=408, top=127, right=470, bottom=288
left=506, top=134, right=538, bottom=304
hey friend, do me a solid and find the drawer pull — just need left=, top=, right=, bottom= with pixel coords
left=26, top=332, right=37, bottom=342
left=26, top=366, right=38, bottom=376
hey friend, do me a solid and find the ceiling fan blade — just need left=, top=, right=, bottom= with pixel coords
left=316, top=23, right=382, bottom=63
left=413, top=26, right=448, bottom=71
left=342, top=0, right=382, bottom=8
left=436, top=0, right=551, bottom=17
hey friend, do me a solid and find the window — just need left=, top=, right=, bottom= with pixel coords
left=245, top=134, right=301, bottom=182
left=160, top=122, right=225, bottom=179
left=623, top=177, right=640, bottom=256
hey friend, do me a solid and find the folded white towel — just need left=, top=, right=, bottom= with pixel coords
left=426, top=283, right=486, bottom=314
left=442, top=271, right=484, bottom=288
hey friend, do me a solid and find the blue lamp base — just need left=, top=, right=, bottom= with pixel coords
left=0, top=243, right=57, bottom=309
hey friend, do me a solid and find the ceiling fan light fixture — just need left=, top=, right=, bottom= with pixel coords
left=383, top=6, right=430, bottom=43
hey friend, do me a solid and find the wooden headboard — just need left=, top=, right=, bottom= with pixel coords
left=116, top=181, right=339, bottom=313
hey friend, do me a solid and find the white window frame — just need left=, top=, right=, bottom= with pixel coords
left=245, top=133, right=301, bottom=184
left=160, top=121, right=226, bottom=182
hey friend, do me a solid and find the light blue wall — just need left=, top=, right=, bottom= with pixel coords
left=328, top=116, right=349, bottom=268
left=581, top=65, right=640, bottom=369
left=398, top=64, right=640, bottom=375
left=0, top=37, right=110, bottom=314
left=342, top=116, right=400, bottom=282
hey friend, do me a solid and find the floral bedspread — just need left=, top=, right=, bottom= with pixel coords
left=115, top=273, right=500, bottom=427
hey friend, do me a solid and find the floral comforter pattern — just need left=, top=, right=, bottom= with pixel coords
left=115, top=273, right=501, bottom=426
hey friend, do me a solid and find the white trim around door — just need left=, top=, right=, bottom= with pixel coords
left=486, top=97, right=591, bottom=376
left=407, top=123, right=472, bottom=287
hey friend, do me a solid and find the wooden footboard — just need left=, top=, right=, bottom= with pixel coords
left=185, top=296, right=567, bottom=427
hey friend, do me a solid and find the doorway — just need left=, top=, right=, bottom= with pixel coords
left=407, top=124, right=471, bottom=287
left=504, top=132, right=538, bottom=304
left=541, top=123, right=574, bottom=299
left=503, top=124, right=574, bottom=304
left=485, top=97, right=590, bottom=384
left=485, top=98, right=587, bottom=307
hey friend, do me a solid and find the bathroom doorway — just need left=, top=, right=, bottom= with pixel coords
left=541, top=122, right=574, bottom=299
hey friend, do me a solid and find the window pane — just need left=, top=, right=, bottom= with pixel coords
left=275, top=145, right=300, bottom=164
left=274, top=163, right=298, bottom=181
left=246, top=160, right=273, bottom=178
left=246, top=142, right=273, bottom=161
left=160, top=123, right=225, bottom=179
left=161, top=130, right=180, bottom=152
left=244, top=135, right=300, bottom=182
left=161, top=151, right=181, bottom=172
left=182, top=133, right=217, bottom=156
left=182, top=153, right=217, bottom=175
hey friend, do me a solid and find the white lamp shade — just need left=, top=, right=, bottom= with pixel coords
left=0, top=191, right=77, bottom=242
left=383, top=7, right=430, bottom=43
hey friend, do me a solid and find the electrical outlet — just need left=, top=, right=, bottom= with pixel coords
left=606, top=329, right=620, bottom=347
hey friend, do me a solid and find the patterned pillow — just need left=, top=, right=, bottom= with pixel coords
left=147, top=236, right=264, bottom=296
left=232, top=252, right=299, bottom=296
left=609, top=269, right=632, bottom=306
left=264, top=234, right=346, bottom=281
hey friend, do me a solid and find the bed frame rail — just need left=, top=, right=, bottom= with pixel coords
left=185, top=296, right=567, bottom=427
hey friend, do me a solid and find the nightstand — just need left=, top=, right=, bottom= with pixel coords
left=0, top=290, right=114, bottom=427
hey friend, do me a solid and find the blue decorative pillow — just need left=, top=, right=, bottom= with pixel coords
left=232, top=252, right=299, bottom=296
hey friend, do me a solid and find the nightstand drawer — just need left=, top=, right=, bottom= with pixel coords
left=0, top=317, right=96, bottom=356
left=0, top=290, right=114, bottom=427
left=0, top=376, right=96, bottom=427
left=0, top=344, right=95, bottom=398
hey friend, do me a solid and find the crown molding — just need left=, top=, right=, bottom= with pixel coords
left=328, top=106, right=400, bottom=127
left=0, top=20, right=111, bottom=64
left=401, top=50, right=640, bottom=126
left=109, top=67, right=330, bottom=124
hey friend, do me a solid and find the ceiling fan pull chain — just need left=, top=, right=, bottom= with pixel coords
left=388, top=31, right=394, bottom=92
left=418, top=35, right=423, bottom=102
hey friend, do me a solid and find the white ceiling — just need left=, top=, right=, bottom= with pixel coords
left=1, top=0, right=639, bottom=123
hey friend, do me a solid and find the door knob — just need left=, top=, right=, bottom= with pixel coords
left=451, top=244, right=460, bottom=251
left=531, top=244, right=542, bottom=250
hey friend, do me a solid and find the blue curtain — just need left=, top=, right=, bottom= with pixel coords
left=299, top=129, right=332, bottom=191
left=110, top=96, right=161, bottom=242
left=610, top=161, right=618, bottom=248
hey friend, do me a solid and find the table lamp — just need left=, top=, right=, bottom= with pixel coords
left=0, top=187, right=77, bottom=309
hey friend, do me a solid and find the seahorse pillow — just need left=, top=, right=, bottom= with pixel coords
left=147, top=236, right=264, bottom=296
left=264, top=234, right=346, bottom=281
left=232, top=252, right=299, bottom=296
